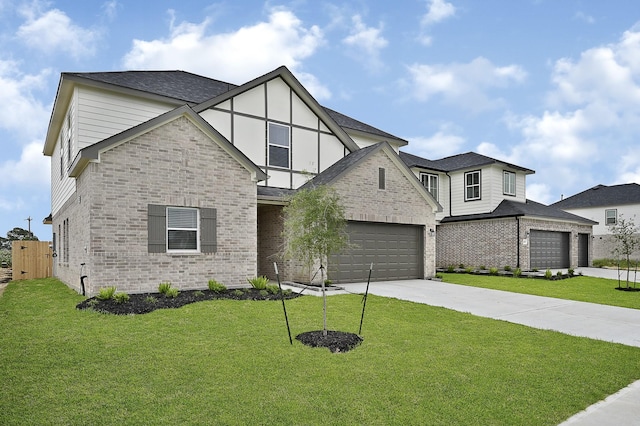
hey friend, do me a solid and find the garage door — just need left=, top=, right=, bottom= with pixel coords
left=530, top=230, right=570, bottom=269
left=328, top=222, right=424, bottom=283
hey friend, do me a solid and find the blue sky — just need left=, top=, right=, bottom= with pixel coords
left=1, top=0, right=640, bottom=241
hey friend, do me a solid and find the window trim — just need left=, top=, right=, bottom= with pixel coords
left=503, top=170, right=516, bottom=196
left=464, top=170, right=481, bottom=201
left=267, top=122, right=291, bottom=169
left=166, top=207, right=200, bottom=253
left=420, top=173, right=439, bottom=201
left=605, top=209, right=617, bottom=226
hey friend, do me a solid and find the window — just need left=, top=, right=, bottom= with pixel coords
left=148, top=205, right=217, bottom=254
left=167, top=207, right=199, bottom=251
left=465, top=170, right=481, bottom=201
left=63, top=218, right=69, bottom=264
left=420, top=173, right=439, bottom=201
left=66, top=114, right=72, bottom=165
left=379, top=168, right=386, bottom=190
left=59, top=136, right=64, bottom=179
left=605, top=209, right=617, bottom=226
left=503, top=171, right=516, bottom=196
left=268, top=122, right=290, bottom=168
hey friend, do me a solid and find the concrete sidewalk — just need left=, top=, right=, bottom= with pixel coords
left=333, top=274, right=640, bottom=425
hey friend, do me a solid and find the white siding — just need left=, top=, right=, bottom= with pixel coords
left=266, top=78, right=290, bottom=123
left=76, top=86, right=173, bottom=150
left=319, top=133, right=344, bottom=173
left=563, top=204, right=640, bottom=235
left=449, top=169, right=492, bottom=216
left=234, top=115, right=265, bottom=166
left=51, top=96, right=77, bottom=215
left=350, top=133, right=402, bottom=153
left=292, top=127, right=318, bottom=173
left=292, top=92, right=317, bottom=129
left=200, top=109, right=232, bottom=141
left=234, top=85, right=265, bottom=117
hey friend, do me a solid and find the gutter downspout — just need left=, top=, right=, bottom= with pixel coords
left=516, top=216, right=520, bottom=269
left=446, top=172, right=452, bottom=217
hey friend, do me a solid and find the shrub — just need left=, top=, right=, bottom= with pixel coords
left=259, top=289, right=269, bottom=297
left=458, top=264, right=465, bottom=269
left=0, top=249, right=11, bottom=267
left=145, top=296, right=157, bottom=304
left=513, top=268, right=522, bottom=278
left=208, top=279, right=227, bottom=293
left=233, top=289, right=244, bottom=297
left=435, top=273, right=443, bottom=279
left=114, top=292, right=130, bottom=304
left=504, top=266, right=512, bottom=272
left=96, top=286, right=116, bottom=300
left=165, top=287, right=179, bottom=298
left=556, top=271, right=563, bottom=278
left=447, top=265, right=455, bottom=273
left=324, top=279, right=333, bottom=286
left=266, top=284, right=280, bottom=295
left=465, top=267, right=473, bottom=273
left=568, top=268, right=575, bottom=276
left=247, top=276, right=269, bottom=290
left=194, top=290, right=205, bottom=297
left=544, top=269, right=553, bottom=280
left=479, top=265, right=486, bottom=270
left=158, top=282, right=172, bottom=295
left=489, top=267, right=499, bottom=276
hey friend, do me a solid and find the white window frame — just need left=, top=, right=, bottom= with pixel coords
left=267, top=122, right=290, bottom=169
left=503, top=171, right=516, bottom=196
left=420, top=173, right=439, bottom=201
left=465, top=170, right=481, bottom=201
left=605, top=209, right=617, bottom=226
left=166, top=207, right=200, bottom=253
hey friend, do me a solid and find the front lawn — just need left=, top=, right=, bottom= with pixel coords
left=1, top=278, right=639, bottom=425
left=441, top=273, right=640, bottom=310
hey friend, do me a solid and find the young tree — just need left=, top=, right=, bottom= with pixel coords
left=609, top=214, right=640, bottom=289
left=282, top=184, right=349, bottom=335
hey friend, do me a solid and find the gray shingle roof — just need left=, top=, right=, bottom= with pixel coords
left=552, top=183, right=640, bottom=209
left=400, top=151, right=534, bottom=174
left=65, top=69, right=404, bottom=142
left=440, top=199, right=597, bottom=224
left=64, top=70, right=237, bottom=104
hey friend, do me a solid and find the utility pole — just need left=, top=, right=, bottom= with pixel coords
left=25, top=216, right=32, bottom=237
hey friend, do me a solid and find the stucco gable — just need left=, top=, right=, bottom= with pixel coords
left=68, top=105, right=267, bottom=182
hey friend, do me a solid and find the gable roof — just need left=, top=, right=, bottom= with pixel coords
left=400, top=151, right=534, bottom=174
left=300, top=142, right=441, bottom=212
left=440, top=199, right=597, bottom=225
left=69, top=104, right=267, bottom=182
left=552, top=183, right=640, bottom=209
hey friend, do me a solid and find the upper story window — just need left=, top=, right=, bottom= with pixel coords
left=167, top=207, right=199, bottom=252
left=420, top=173, right=438, bottom=201
left=605, top=209, right=617, bottom=226
left=268, top=122, right=290, bottom=168
left=465, top=170, right=481, bottom=201
left=503, top=171, right=516, bottom=196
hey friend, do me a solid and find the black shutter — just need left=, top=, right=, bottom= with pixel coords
left=201, top=208, right=217, bottom=253
left=148, top=204, right=166, bottom=253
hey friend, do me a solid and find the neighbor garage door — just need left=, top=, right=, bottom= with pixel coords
left=328, top=221, right=424, bottom=283
left=530, top=230, right=570, bottom=269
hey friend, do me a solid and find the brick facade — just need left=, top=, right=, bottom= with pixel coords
left=53, top=116, right=259, bottom=296
left=437, top=217, right=593, bottom=270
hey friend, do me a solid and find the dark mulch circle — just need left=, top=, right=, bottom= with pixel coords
left=296, top=330, right=363, bottom=353
left=77, top=288, right=301, bottom=315
left=615, top=287, right=640, bottom=292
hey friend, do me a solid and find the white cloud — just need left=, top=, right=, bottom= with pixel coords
left=342, top=15, right=388, bottom=71
left=101, top=0, right=119, bottom=21
left=406, top=57, right=526, bottom=111
left=574, top=11, right=595, bottom=24
left=405, top=124, right=466, bottom=159
left=0, top=142, right=50, bottom=189
left=526, top=182, right=554, bottom=204
left=421, top=0, right=456, bottom=26
left=0, top=61, right=50, bottom=139
left=123, top=8, right=330, bottom=99
left=17, top=4, right=100, bottom=58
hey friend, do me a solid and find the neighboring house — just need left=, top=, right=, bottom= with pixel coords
left=42, top=66, right=440, bottom=295
left=400, top=151, right=597, bottom=270
left=552, top=183, right=640, bottom=260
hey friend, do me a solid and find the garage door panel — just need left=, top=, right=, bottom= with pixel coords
left=329, top=221, right=424, bottom=283
left=530, top=230, right=570, bottom=269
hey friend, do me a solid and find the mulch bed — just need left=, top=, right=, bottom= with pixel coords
left=77, top=288, right=301, bottom=315
left=296, top=330, right=363, bottom=353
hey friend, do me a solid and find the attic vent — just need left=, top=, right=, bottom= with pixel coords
left=379, top=168, right=386, bottom=190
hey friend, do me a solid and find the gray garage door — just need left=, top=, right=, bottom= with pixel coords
left=530, top=230, right=570, bottom=269
left=328, top=221, right=424, bottom=283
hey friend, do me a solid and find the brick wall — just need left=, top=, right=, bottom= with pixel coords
left=55, top=116, right=259, bottom=296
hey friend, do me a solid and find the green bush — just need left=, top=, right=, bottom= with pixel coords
left=0, top=249, right=11, bottom=267
left=447, top=265, right=455, bottom=273
left=145, top=296, right=157, bottom=304
left=208, top=279, right=227, bottom=293
left=194, top=290, right=205, bottom=297
left=247, top=276, right=269, bottom=290
left=489, top=267, right=499, bottom=276
left=504, top=266, right=512, bottom=272
left=568, top=268, right=575, bottom=276
left=266, top=284, right=280, bottom=295
left=233, top=289, right=244, bottom=297
left=513, top=268, right=522, bottom=278
left=479, top=265, right=486, bottom=270
left=545, top=269, right=553, bottom=280
left=96, top=286, right=116, bottom=300
left=165, top=287, right=179, bottom=298
left=158, top=282, right=172, bottom=295
left=259, top=289, right=269, bottom=298
left=114, top=292, right=130, bottom=304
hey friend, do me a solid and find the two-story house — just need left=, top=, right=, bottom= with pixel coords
left=552, top=183, right=640, bottom=260
left=42, top=66, right=440, bottom=295
left=400, top=151, right=596, bottom=270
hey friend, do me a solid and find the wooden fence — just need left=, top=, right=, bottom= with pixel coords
left=12, top=241, right=53, bottom=281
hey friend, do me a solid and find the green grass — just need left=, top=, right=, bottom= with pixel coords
left=441, top=273, right=640, bottom=310
left=1, top=278, right=639, bottom=425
